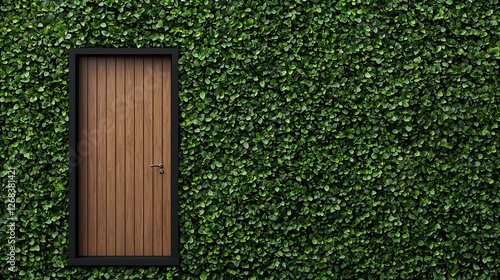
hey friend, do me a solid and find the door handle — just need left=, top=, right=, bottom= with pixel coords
left=150, top=164, right=163, bottom=168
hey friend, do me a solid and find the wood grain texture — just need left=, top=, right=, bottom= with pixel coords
left=143, top=57, right=154, bottom=256
left=105, top=57, right=116, bottom=255
left=77, top=57, right=88, bottom=256
left=134, top=56, right=144, bottom=256
left=114, top=57, right=126, bottom=256
left=96, top=57, right=107, bottom=256
left=77, top=55, right=172, bottom=257
left=153, top=58, right=163, bottom=256
left=86, top=57, right=97, bottom=256
left=162, top=56, right=172, bottom=256
left=125, top=57, right=135, bottom=256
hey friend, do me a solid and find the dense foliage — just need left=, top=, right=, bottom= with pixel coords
left=1, top=0, right=499, bottom=279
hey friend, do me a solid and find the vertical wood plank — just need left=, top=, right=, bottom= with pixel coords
left=134, top=57, right=145, bottom=256
left=143, top=57, right=153, bottom=256
left=77, top=57, right=88, bottom=256
left=153, top=57, right=163, bottom=256
left=115, top=57, right=126, bottom=256
left=86, top=57, right=97, bottom=256
left=78, top=55, right=174, bottom=258
left=96, top=57, right=107, bottom=256
left=162, top=56, right=172, bottom=256
left=125, top=57, right=135, bottom=256
left=106, top=57, right=116, bottom=256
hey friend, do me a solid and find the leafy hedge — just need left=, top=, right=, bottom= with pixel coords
left=1, top=0, right=499, bottom=279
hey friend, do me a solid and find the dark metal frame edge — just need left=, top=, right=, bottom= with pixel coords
left=68, top=48, right=180, bottom=266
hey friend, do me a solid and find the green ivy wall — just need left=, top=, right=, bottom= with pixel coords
left=1, top=0, right=499, bottom=279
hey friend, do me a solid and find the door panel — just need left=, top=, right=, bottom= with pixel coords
left=97, top=56, right=107, bottom=256
left=86, top=56, right=97, bottom=256
left=153, top=58, right=163, bottom=256
left=143, top=57, right=154, bottom=256
left=133, top=56, right=144, bottom=256
left=77, top=56, right=88, bottom=256
left=125, top=56, right=135, bottom=256
left=105, top=57, right=116, bottom=256
left=162, top=57, right=172, bottom=256
left=114, top=56, right=126, bottom=256
left=77, top=55, right=172, bottom=257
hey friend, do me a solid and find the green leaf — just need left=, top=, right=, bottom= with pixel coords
left=482, top=256, right=493, bottom=263
left=2, top=1, right=499, bottom=278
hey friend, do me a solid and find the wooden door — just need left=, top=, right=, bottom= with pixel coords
left=77, top=55, right=171, bottom=257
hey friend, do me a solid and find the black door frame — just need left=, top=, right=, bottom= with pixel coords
left=68, top=48, right=179, bottom=266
